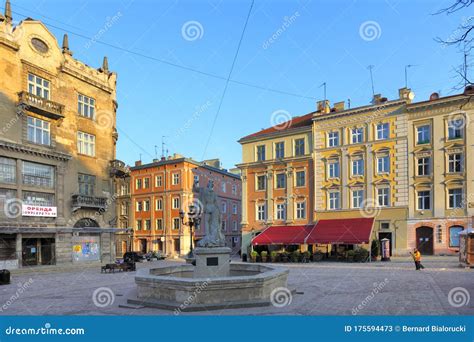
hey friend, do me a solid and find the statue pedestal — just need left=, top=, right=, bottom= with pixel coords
left=193, top=247, right=231, bottom=278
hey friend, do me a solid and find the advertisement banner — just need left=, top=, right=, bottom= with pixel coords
left=21, top=205, right=57, bottom=217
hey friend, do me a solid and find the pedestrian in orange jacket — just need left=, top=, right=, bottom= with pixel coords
left=410, top=248, right=425, bottom=270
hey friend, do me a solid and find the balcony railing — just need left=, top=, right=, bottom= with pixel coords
left=72, top=194, right=108, bottom=211
left=109, top=159, right=130, bottom=178
left=18, top=91, right=65, bottom=120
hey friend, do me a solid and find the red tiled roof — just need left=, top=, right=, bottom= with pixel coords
left=252, top=225, right=315, bottom=246
left=240, top=112, right=314, bottom=141
left=305, top=218, right=374, bottom=244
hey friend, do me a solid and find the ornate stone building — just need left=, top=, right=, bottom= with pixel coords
left=0, top=1, right=120, bottom=268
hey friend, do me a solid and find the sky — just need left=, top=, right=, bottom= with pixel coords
left=3, top=0, right=471, bottom=169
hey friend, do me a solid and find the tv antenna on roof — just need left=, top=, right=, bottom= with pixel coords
left=404, top=64, right=418, bottom=88
left=161, top=136, right=168, bottom=159
left=319, top=82, right=327, bottom=101
left=367, top=65, right=375, bottom=96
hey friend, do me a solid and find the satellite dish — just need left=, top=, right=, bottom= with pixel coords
left=408, top=91, right=415, bottom=100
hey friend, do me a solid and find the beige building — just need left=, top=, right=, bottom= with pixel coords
left=0, top=2, right=120, bottom=268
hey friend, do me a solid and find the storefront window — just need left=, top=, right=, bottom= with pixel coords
left=0, top=157, right=16, bottom=184
left=22, top=161, right=55, bottom=188
left=23, top=191, right=54, bottom=206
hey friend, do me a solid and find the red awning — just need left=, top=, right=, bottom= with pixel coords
left=252, top=225, right=315, bottom=246
left=305, top=218, right=374, bottom=244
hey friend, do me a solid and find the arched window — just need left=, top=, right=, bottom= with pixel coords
left=449, top=226, right=464, bottom=247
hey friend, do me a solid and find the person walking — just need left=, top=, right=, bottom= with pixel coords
left=410, top=248, right=425, bottom=270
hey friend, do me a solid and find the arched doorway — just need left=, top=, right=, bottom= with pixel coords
left=74, top=218, right=99, bottom=228
left=416, top=226, right=434, bottom=255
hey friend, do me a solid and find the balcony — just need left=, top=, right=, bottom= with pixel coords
left=18, top=91, right=65, bottom=120
left=109, top=159, right=130, bottom=178
left=72, top=194, right=108, bottom=211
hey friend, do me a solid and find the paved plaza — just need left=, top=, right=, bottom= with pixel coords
left=0, top=257, right=472, bottom=316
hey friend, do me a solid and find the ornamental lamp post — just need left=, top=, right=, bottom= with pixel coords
left=179, top=203, right=201, bottom=258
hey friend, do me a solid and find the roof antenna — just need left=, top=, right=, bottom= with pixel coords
left=319, top=82, right=327, bottom=101
left=161, top=136, right=168, bottom=159
left=347, top=98, right=351, bottom=109
left=154, top=145, right=158, bottom=159
left=367, top=65, right=375, bottom=97
left=404, top=64, right=418, bottom=88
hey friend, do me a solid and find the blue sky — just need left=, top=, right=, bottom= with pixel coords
left=4, top=0, right=470, bottom=169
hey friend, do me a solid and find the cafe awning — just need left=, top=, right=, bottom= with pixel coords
left=252, top=225, right=315, bottom=246
left=304, top=218, right=374, bottom=244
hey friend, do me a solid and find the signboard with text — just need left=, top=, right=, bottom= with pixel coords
left=21, top=205, right=57, bottom=217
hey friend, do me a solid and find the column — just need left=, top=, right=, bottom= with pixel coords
left=286, top=165, right=294, bottom=223
left=341, top=148, right=349, bottom=209
left=266, top=167, right=273, bottom=223
left=366, top=145, right=373, bottom=202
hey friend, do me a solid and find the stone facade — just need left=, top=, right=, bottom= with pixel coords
left=0, top=2, right=120, bottom=268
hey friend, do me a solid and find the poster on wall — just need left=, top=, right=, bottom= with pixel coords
left=72, top=235, right=100, bottom=262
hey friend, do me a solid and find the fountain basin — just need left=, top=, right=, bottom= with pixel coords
left=128, top=263, right=289, bottom=312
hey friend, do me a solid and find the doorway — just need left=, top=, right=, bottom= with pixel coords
left=139, top=239, right=147, bottom=253
left=22, top=238, right=55, bottom=266
left=416, top=226, right=434, bottom=255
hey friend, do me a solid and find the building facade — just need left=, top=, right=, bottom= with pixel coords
left=0, top=2, right=120, bottom=268
left=238, top=114, right=314, bottom=255
left=239, top=86, right=474, bottom=256
left=129, top=155, right=242, bottom=257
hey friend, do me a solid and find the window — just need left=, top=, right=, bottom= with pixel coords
left=173, top=218, right=180, bottom=230
left=222, top=201, right=227, bottom=213
left=351, top=128, right=363, bottom=144
left=276, top=173, right=286, bottom=188
left=144, top=219, right=151, bottom=231
left=120, top=202, right=128, bottom=216
left=417, top=190, right=431, bottom=210
left=27, top=116, right=50, bottom=145
left=0, top=157, right=16, bottom=184
left=221, top=182, right=226, bottom=193
left=78, top=94, right=95, bottom=119
left=448, top=189, right=463, bottom=209
left=120, top=184, right=129, bottom=195
left=77, top=132, right=95, bottom=157
left=328, top=191, right=340, bottom=210
left=194, top=175, right=199, bottom=187
left=232, top=184, right=237, bottom=195
left=155, top=175, right=163, bottom=187
left=275, top=142, right=285, bottom=159
left=257, top=203, right=266, bottom=221
left=136, top=220, right=142, bottom=231
left=449, top=226, right=464, bottom=247
left=22, top=162, right=54, bottom=188
left=23, top=191, right=54, bottom=206
left=136, top=201, right=143, bottom=212
left=232, top=221, right=238, bottom=231
left=156, top=219, right=163, bottom=230
left=256, top=175, right=266, bottom=191
left=296, top=201, right=306, bottom=219
left=380, top=222, right=390, bottom=230
left=172, top=173, right=180, bottom=185
left=417, top=157, right=431, bottom=176
left=448, top=154, right=463, bottom=173
left=172, top=197, right=180, bottom=209
left=232, top=204, right=237, bottom=214
left=294, top=138, right=305, bottom=156
left=136, top=179, right=142, bottom=189
left=352, top=159, right=364, bottom=176
left=377, top=187, right=390, bottom=207
left=28, top=73, right=50, bottom=99
left=376, top=123, right=389, bottom=140
left=275, top=203, right=286, bottom=220
left=144, top=200, right=150, bottom=211
left=144, top=178, right=150, bottom=189
left=448, top=119, right=464, bottom=140
left=257, top=145, right=266, bottom=161
left=377, top=155, right=390, bottom=174
left=352, top=189, right=364, bottom=208
left=417, top=125, right=431, bottom=144
left=295, top=171, right=305, bottom=187
left=78, top=173, right=95, bottom=196
left=155, top=198, right=163, bottom=210
left=221, top=221, right=227, bottom=231
left=328, top=131, right=339, bottom=147
left=328, top=161, right=340, bottom=179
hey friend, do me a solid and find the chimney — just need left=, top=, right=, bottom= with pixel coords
left=464, top=85, right=474, bottom=96
left=429, top=92, right=439, bottom=101
left=100, top=56, right=109, bottom=74
left=333, top=101, right=345, bottom=112
left=135, top=160, right=142, bottom=167
left=5, top=0, right=12, bottom=24
left=317, top=100, right=330, bottom=114
left=399, top=87, right=414, bottom=103
left=372, top=94, right=382, bottom=104
left=62, top=34, right=72, bottom=56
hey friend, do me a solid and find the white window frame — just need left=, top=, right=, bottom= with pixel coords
left=351, top=158, right=364, bottom=176
left=448, top=119, right=464, bottom=140
left=377, top=155, right=390, bottom=174
left=27, top=116, right=50, bottom=146
left=275, top=203, right=286, bottom=220
left=417, top=190, right=431, bottom=210
left=328, top=191, right=340, bottom=210
left=417, top=157, right=431, bottom=176
left=377, top=187, right=390, bottom=207
left=351, top=189, right=364, bottom=208
left=172, top=173, right=180, bottom=185
left=376, top=123, right=389, bottom=140
left=155, top=175, right=162, bottom=187
left=155, top=198, right=163, bottom=210
left=257, top=203, right=266, bottom=221
left=78, top=94, right=95, bottom=119
left=275, top=141, right=285, bottom=159
left=144, top=200, right=150, bottom=211
left=172, top=197, right=180, bottom=209
left=232, top=203, right=238, bottom=215
left=416, top=125, right=431, bottom=144
left=448, top=188, right=464, bottom=209
left=328, top=131, right=339, bottom=147
left=351, top=127, right=363, bottom=144
left=448, top=153, right=463, bottom=173
left=28, top=73, right=50, bottom=99
left=328, top=161, right=340, bottom=179
left=77, top=131, right=96, bottom=157
left=295, top=201, right=306, bottom=219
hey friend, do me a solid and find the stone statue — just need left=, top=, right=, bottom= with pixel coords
left=197, top=181, right=225, bottom=247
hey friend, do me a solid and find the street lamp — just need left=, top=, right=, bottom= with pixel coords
left=179, top=203, right=201, bottom=258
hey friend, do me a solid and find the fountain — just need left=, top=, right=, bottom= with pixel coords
left=127, top=182, right=289, bottom=312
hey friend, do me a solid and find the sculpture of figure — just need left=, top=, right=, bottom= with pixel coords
left=197, top=181, right=225, bottom=247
